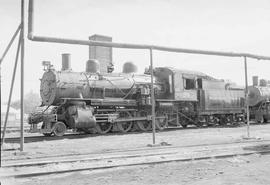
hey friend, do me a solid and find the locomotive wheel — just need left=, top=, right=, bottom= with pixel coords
left=180, top=119, right=188, bottom=128
left=52, top=122, right=66, bottom=137
left=41, top=124, right=53, bottom=136
left=136, top=111, right=151, bottom=131
left=95, top=122, right=113, bottom=134
left=43, top=133, right=53, bottom=137
left=155, top=111, right=168, bottom=131
left=116, top=111, right=133, bottom=133
left=195, top=116, right=205, bottom=127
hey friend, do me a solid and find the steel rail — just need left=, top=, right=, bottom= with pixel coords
left=2, top=144, right=270, bottom=178
left=2, top=122, right=264, bottom=144
left=3, top=138, right=270, bottom=166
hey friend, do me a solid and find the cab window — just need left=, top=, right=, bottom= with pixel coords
left=184, top=78, right=195, bottom=90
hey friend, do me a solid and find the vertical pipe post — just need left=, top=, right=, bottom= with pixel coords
left=20, top=0, right=25, bottom=151
left=1, top=31, right=22, bottom=147
left=150, top=48, right=156, bottom=145
left=244, top=56, right=250, bottom=138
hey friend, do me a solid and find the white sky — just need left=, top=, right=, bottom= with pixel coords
left=1, top=0, right=270, bottom=103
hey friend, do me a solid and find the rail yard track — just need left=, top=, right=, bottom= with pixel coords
left=2, top=121, right=265, bottom=144
left=1, top=139, right=270, bottom=179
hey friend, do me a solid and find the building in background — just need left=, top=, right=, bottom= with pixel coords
left=1, top=105, right=20, bottom=124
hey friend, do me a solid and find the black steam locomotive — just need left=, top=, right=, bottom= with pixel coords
left=28, top=55, right=270, bottom=136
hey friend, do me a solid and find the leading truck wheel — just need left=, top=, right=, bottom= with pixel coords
left=95, top=122, right=113, bottom=134
left=52, top=122, right=66, bottom=137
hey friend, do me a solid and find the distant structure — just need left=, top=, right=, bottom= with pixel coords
left=1, top=105, right=20, bottom=124
left=89, top=34, right=113, bottom=73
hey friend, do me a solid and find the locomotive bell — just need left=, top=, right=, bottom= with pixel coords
left=86, top=59, right=100, bottom=73
left=122, top=61, right=138, bottom=73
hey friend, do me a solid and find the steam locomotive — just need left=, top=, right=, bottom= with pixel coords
left=28, top=55, right=270, bottom=136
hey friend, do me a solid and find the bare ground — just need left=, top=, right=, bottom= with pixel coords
left=1, top=124, right=270, bottom=185
left=3, top=153, right=270, bottom=185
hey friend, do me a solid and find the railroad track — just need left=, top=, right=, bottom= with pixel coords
left=3, top=122, right=258, bottom=144
left=1, top=139, right=270, bottom=179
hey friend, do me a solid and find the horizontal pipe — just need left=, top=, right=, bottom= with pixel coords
left=28, top=0, right=270, bottom=61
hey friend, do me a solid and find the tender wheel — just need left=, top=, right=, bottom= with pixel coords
left=52, top=122, right=66, bottom=137
left=116, top=111, right=133, bottom=133
left=136, top=111, right=151, bottom=131
left=95, top=122, right=113, bottom=134
left=155, top=111, right=168, bottom=131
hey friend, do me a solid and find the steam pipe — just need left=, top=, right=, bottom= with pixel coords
left=28, top=0, right=270, bottom=61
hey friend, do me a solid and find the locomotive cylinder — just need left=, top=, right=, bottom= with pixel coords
left=61, top=53, right=71, bottom=71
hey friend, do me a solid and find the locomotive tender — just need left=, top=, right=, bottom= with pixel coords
left=28, top=54, right=269, bottom=136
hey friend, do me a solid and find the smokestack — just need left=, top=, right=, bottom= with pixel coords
left=252, top=76, right=258, bottom=86
left=61, top=53, right=71, bottom=71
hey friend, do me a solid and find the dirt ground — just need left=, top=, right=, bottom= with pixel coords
left=3, top=153, right=270, bottom=185
left=2, top=124, right=270, bottom=185
left=3, top=124, right=270, bottom=161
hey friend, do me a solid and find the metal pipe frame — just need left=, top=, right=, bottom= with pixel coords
left=20, top=0, right=25, bottom=151
left=244, top=57, right=250, bottom=137
left=28, top=0, right=270, bottom=60
left=149, top=48, right=156, bottom=144
left=0, top=24, right=21, bottom=65
left=1, top=30, right=22, bottom=147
